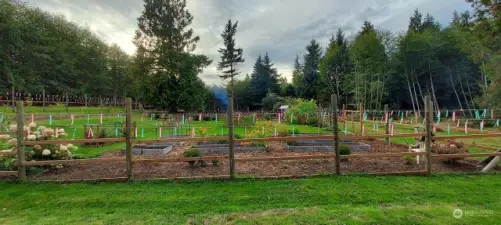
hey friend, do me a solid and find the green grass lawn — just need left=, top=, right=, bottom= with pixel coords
left=1, top=174, right=500, bottom=224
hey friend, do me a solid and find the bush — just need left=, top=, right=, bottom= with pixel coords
left=287, top=98, right=318, bottom=125
left=339, top=144, right=352, bottom=155
left=183, top=148, right=203, bottom=166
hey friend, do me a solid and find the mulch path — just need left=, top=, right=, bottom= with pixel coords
left=26, top=139, right=495, bottom=181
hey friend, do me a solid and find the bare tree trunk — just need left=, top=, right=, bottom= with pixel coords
left=414, top=71, right=425, bottom=105
left=369, top=74, right=373, bottom=110
left=411, top=77, right=421, bottom=115
left=379, top=79, right=385, bottom=110
left=464, top=72, right=476, bottom=110
left=458, top=70, right=473, bottom=117
left=448, top=67, right=464, bottom=112
left=428, top=61, right=439, bottom=111
left=406, top=74, right=417, bottom=114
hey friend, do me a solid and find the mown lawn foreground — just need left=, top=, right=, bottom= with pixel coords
left=1, top=174, right=500, bottom=224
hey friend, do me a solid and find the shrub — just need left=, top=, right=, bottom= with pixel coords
left=287, top=98, right=318, bottom=125
left=184, top=148, right=202, bottom=166
left=339, top=144, right=352, bottom=155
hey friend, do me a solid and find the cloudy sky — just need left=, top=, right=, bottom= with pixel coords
left=28, top=0, right=471, bottom=85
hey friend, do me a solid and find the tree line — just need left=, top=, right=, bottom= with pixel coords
left=2, top=0, right=500, bottom=112
left=228, top=3, right=501, bottom=113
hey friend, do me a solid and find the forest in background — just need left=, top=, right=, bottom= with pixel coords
left=1, top=0, right=500, bottom=112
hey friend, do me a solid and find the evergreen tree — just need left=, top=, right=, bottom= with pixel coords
left=319, top=29, right=351, bottom=104
left=133, top=0, right=211, bottom=111
left=249, top=55, right=267, bottom=108
left=217, top=19, right=244, bottom=96
left=408, top=9, right=423, bottom=33
left=298, top=39, right=322, bottom=99
left=262, top=53, right=280, bottom=94
left=292, top=55, right=302, bottom=94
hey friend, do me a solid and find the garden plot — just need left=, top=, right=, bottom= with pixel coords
left=191, top=144, right=265, bottom=154
left=120, top=136, right=187, bottom=156
left=287, top=134, right=371, bottom=152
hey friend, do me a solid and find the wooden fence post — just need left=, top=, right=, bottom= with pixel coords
left=125, top=98, right=133, bottom=181
left=228, top=96, right=235, bottom=179
left=384, top=104, right=389, bottom=143
left=425, top=96, right=432, bottom=174
left=16, top=101, right=26, bottom=180
left=359, top=103, right=363, bottom=135
left=332, top=94, right=341, bottom=175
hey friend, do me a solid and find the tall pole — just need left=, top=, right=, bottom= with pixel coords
left=425, top=95, right=432, bottom=174
left=16, top=101, right=26, bottom=180
left=228, top=95, right=235, bottom=179
left=125, top=98, right=133, bottom=181
left=332, top=94, right=341, bottom=175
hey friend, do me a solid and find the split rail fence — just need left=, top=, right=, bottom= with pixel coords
left=1, top=95, right=501, bottom=181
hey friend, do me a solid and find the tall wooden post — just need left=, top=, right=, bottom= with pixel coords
left=125, top=98, right=133, bottom=181
left=359, top=103, right=363, bottom=135
left=84, top=94, right=88, bottom=107
left=16, top=101, right=26, bottom=180
left=332, top=94, right=341, bottom=175
left=42, top=89, right=46, bottom=112
left=228, top=96, right=235, bottom=179
left=424, top=96, right=432, bottom=174
left=384, top=104, right=389, bottom=143
left=65, top=92, right=69, bottom=112
left=11, top=86, right=15, bottom=112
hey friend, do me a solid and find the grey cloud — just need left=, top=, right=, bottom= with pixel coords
left=29, top=0, right=471, bottom=84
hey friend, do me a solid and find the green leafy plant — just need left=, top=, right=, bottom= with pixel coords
left=184, top=148, right=202, bottom=166
left=212, top=160, right=220, bottom=167
left=339, top=144, right=352, bottom=155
